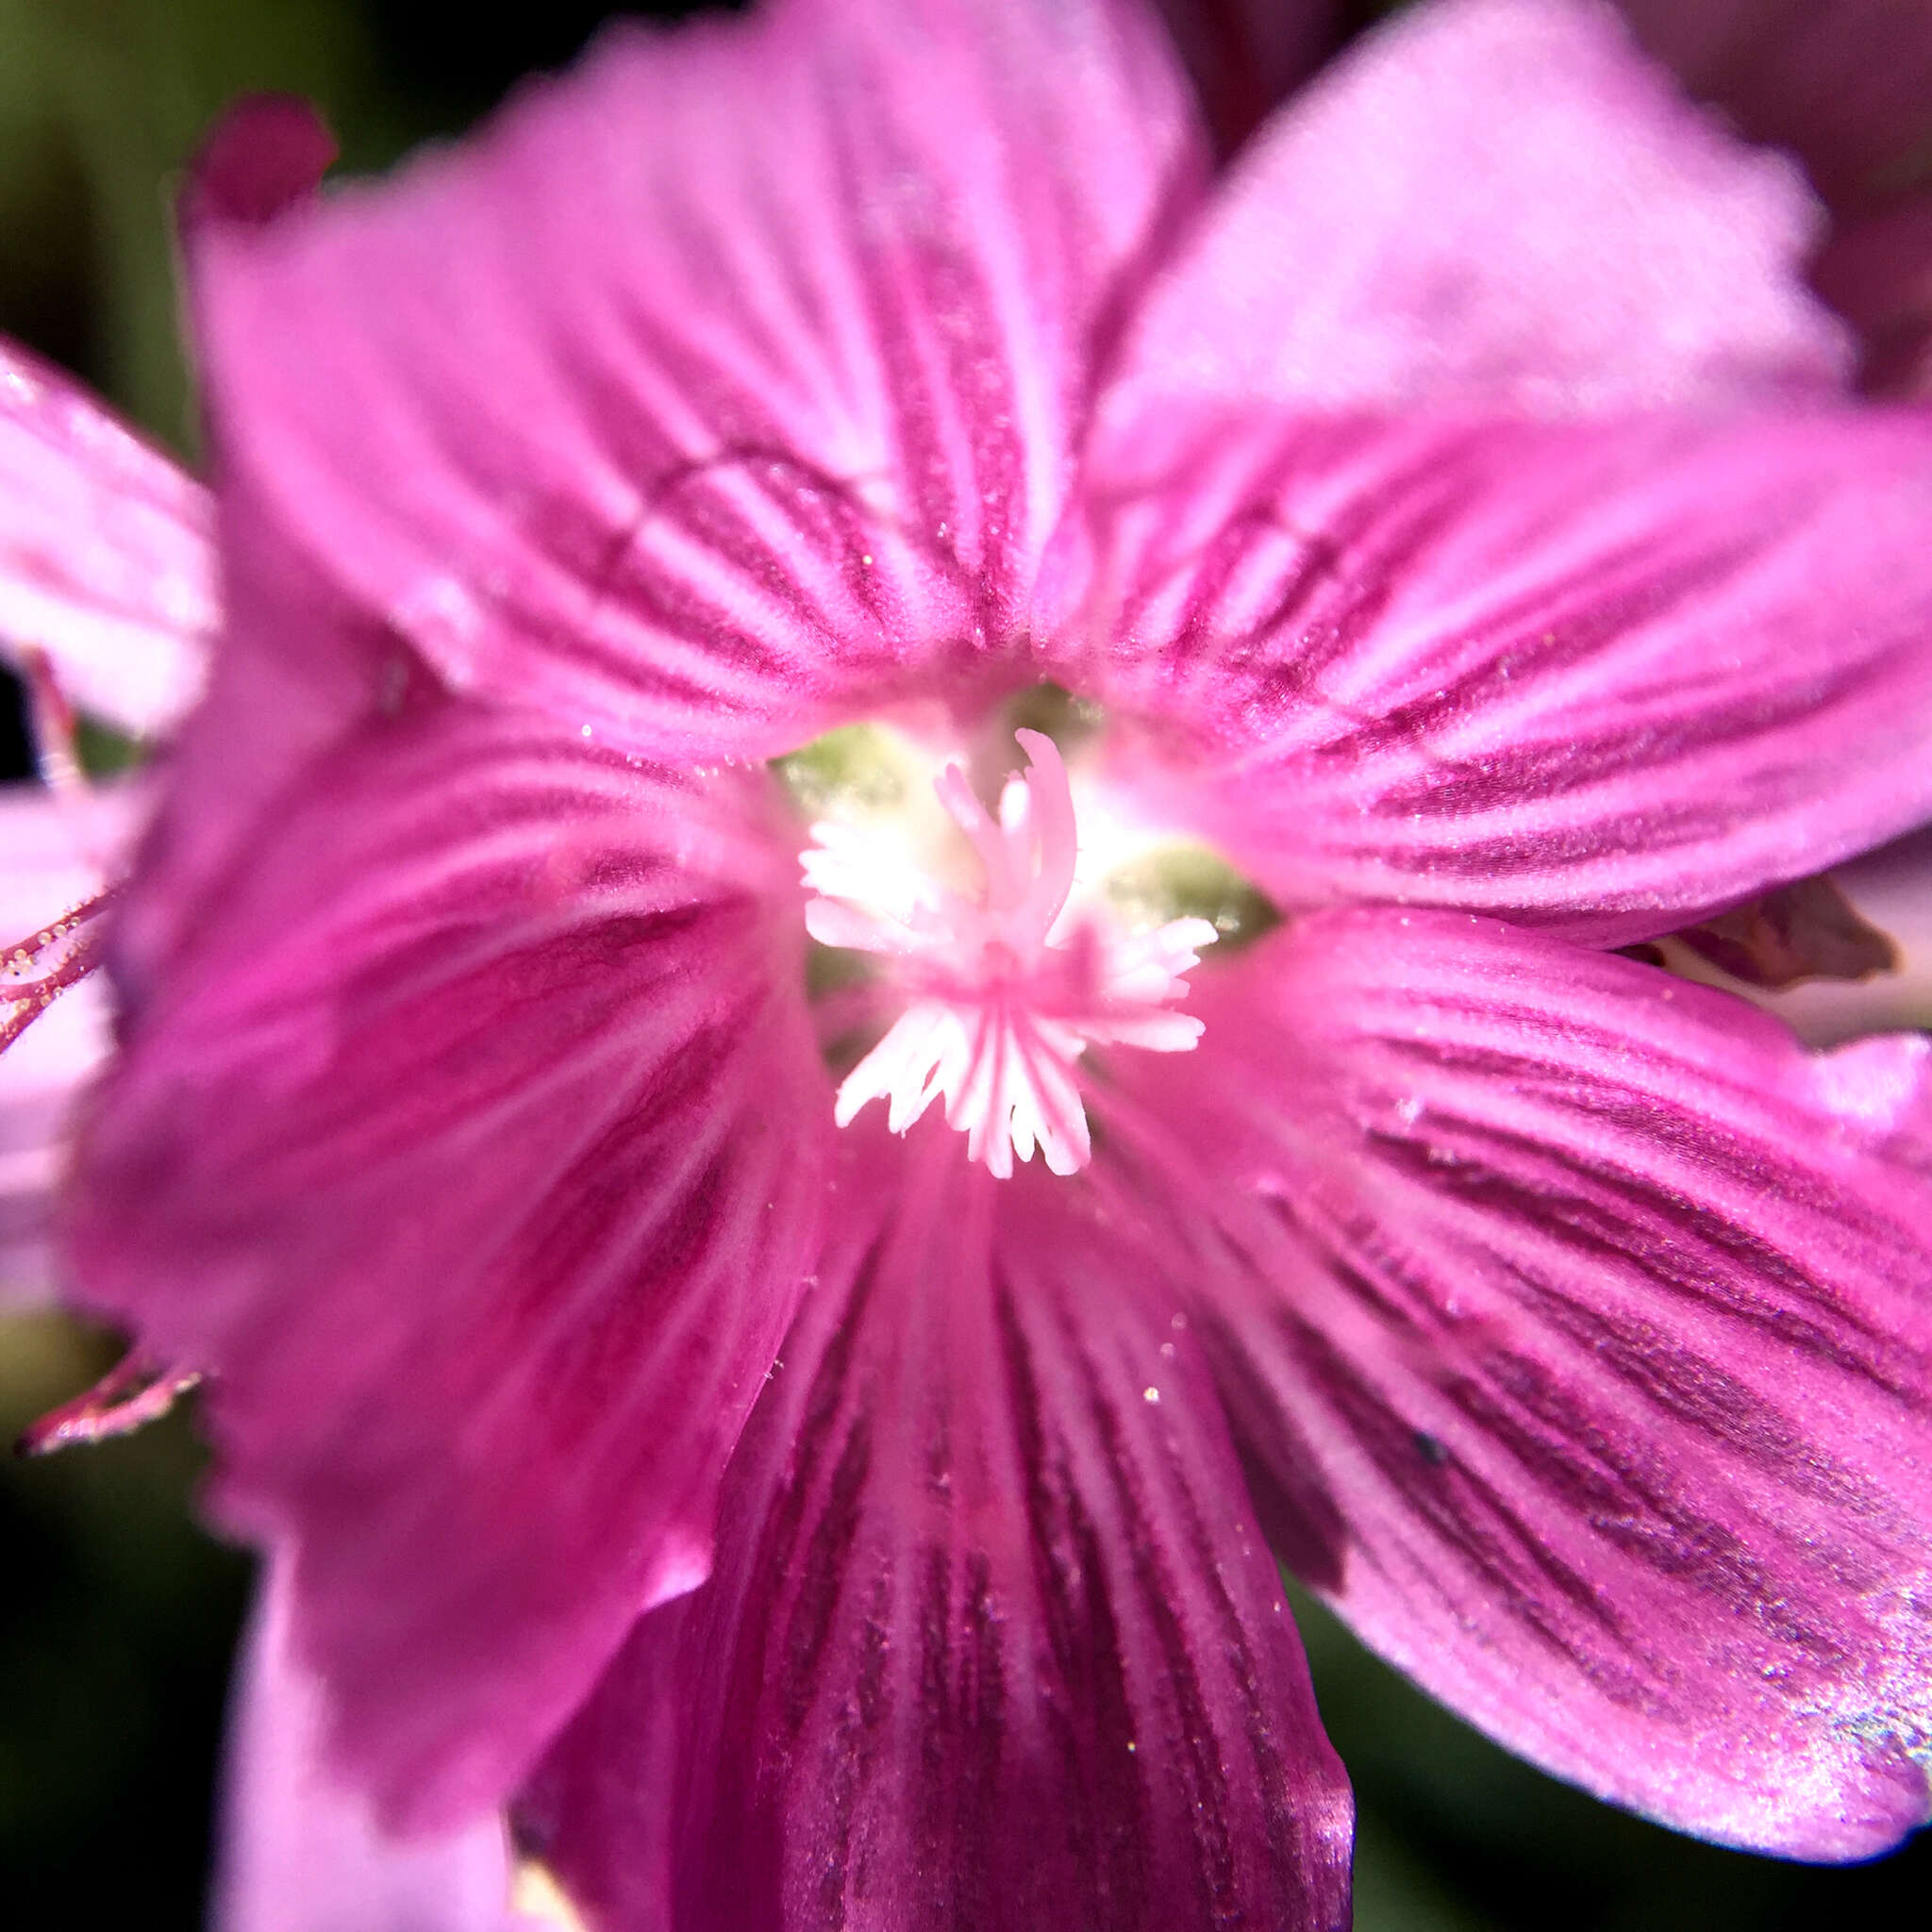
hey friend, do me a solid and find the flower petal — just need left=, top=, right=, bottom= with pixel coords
left=1060, top=404, right=1932, bottom=942
left=106, top=498, right=438, bottom=1024
left=1110, top=910, right=1932, bottom=1857
left=1104, top=0, right=1848, bottom=418
left=188, top=0, right=1206, bottom=760
left=219, top=1558, right=528, bottom=1932
left=0, top=782, right=137, bottom=1305
left=66, top=700, right=834, bottom=1828
left=0, top=337, right=214, bottom=737
left=523, top=1123, right=1354, bottom=1932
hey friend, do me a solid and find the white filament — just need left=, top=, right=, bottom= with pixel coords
left=802, top=730, right=1214, bottom=1178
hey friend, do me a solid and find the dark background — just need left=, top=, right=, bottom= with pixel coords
left=1, top=2, right=1928, bottom=1925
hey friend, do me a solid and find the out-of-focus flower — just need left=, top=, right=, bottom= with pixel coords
left=9, top=0, right=1932, bottom=1924
left=218, top=1557, right=540, bottom=1932
left=0, top=339, right=213, bottom=1304
left=1175, top=0, right=1932, bottom=394
left=0, top=771, right=124, bottom=1306
left=1617, top=0, right=1932, bottom=394
left=0, top=310, right=554, bottom=1929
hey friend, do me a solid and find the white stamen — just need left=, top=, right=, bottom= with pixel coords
left=802, top=729, right=1215, bottom=1177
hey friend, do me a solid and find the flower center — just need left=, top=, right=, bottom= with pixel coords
left=797, top=727, right=1217, bottom=1178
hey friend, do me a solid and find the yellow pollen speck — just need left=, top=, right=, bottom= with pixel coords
left=1142, top=1387, right=1160, bottom=1405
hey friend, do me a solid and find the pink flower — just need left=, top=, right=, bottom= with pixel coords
left=14, top=0, right=1932, bottom=1924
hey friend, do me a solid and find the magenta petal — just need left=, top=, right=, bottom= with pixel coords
left=66, top=700, right=834, bottom=1827
left=1106, top=0, right=1848, bottom=417
left=219, top=1559, right=525, bottom=1932
left=511, top=1595, right=689, bottom=1932
left=188, top=0, right=1206, bottom=760
left=0, top=338, right=213, bottom=737
left=1064, top=404, right=1932, bottom=941
left=1124, top=911, right=1932, bottom=1857
left=525, top=1124, right=1353, bottom=1932
left=104, top=497, right=441, bottom=1025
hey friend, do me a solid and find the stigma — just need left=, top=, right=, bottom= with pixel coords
left=800, top=729, right=1215, bottom=1178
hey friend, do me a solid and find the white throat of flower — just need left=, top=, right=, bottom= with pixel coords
left=800, top=728, right=1216, bottom=1179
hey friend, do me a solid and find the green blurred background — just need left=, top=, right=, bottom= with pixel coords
left=2, top=2, right=1929, bottom=1925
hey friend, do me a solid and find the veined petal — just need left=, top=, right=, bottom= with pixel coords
left=0, top=337, right=214, bottom=737
left=0, top=782, right=139, bottom=1305
left=1108, top=911, right=1932, bottom=1857
left=66, top=701, right=833, bottom=1828
left=1060, top=404, right=1932, bottom=942
left=188, top=0, right=1206, bottom=760
left=107, top=501, right=445, bottom=1023
left=219, top=1558, right=530, bottom=1932
left=523, top=1123, right=1353, bottom=1932
left=1102, top=0, right=1848, bottom=421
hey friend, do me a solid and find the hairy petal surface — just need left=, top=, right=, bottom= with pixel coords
left=524, top=1124, right=1353, bottom=1932
left=219, top=1559, right=530, bottom=1932
left=1110, top=911, right=1932, bottom=1857
left=188, top=0, right=1206, bottom=760
left=1103, top=0, right=1848, bottom=420
left=67, top=701, right=832, bottom=1827
left=0, top=338, right=213, bottom=736
left=1060, top=404, right=1932, bottom=941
